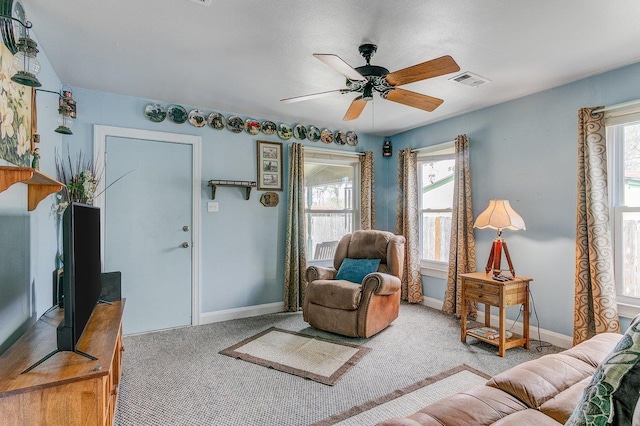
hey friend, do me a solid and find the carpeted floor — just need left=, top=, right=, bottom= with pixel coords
left=114, top=303, right=562, bottom=426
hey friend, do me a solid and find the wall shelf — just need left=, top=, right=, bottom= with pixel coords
left=208, top=180, right=256, bottom=200
left=0, top=166, right=65, bottom=211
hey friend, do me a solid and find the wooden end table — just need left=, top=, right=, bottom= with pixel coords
left=460, top=272, right=532, bottom=357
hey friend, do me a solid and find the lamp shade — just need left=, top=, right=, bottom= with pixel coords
left=474, top=200, right=525, bottom=231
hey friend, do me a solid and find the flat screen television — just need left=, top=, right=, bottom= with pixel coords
left=22, top=202, right=103, bottom=374
left=56, top=202, right=102, bottom=353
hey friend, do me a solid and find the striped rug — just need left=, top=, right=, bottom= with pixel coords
left=219, top=327, right=371, bottom=386
left=312, top=364, right=490, bottom=425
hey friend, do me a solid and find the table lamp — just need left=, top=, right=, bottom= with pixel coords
left=474, top=200, right=525, bottom=278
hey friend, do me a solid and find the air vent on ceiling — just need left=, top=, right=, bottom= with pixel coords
left=189, top=0, right=212, bottom=6
left=449, top=72, right=490, bottom=88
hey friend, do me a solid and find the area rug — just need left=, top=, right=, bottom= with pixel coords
left=219, top=327, right=371, bottom=386
left=311, top=364, right=491, bottom=425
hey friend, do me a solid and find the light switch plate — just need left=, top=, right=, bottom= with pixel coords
left=207, top=201, right=219, bottom=212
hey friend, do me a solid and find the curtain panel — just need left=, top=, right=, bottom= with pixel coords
left=360, top=151, right=375, bottom=230
left=284, top=142, right=307, bottom=311
left=396, top=148, right=423, bottom=303
left=574, top=107, right=620, bottom=344
left=442, top=134, right=477, bottom=318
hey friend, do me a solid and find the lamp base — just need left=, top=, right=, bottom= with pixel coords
left=484, top=237, right=516, bottom=277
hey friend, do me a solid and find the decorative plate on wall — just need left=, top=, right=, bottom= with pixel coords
left=277, top=123, right=293, bottom=140
left=208, top=112, right=226, bottom=130
left=346, top=131, right=358, bottom=146
left=167, top=104, right=188, bottom=123
left=320, top=129, right=334, bottom=144
left=245, top=119, right=261, bottom=135
left=307, top=126, right=321, bottom=142
left=144, top=103, right=166, bottom=123
left=260, top=192, right=279, bottom=207
left=188, top=109, right=207, bottom=127
left=227, top=116, right=244, bottom=133
left=293, top=124, right=307, bottom=140
left=261, top=120, right=276, bottom=135
left=334, top=130, right=347, bottom=145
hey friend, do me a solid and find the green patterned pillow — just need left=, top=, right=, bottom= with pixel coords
left=566, top=315, right=640, bottom=426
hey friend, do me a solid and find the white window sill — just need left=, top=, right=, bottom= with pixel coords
left=420, top=260, right=448, bottom=279
left=618, top=301, right=640, bottom=319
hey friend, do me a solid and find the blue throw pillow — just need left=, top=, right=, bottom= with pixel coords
left=335, top=258, right=381, bottom=283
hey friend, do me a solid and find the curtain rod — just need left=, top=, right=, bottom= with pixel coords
left=592, top=98, right=640, bottom=114
left=302, top=146, right=364, bottom=157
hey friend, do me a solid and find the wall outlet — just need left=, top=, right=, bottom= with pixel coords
left=207, top=201, right=219, bottom=212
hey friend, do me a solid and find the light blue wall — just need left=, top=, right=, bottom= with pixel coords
left=0, top=42, right=63, bottom=353
left=4, top=37, right=638, bottom=352
left=379, top=61, right=640, bottom=337
left=61, top=87, right=379, bottom=315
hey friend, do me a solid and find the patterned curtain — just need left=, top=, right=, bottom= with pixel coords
left=396, top=148, right=423, bottom=303
left=574, top=107, right=620, bottom=344
left=284, top=142, right=307, bottom=311
left=442, top=134, right=477, bottom=318
left=360, top=151, right=375, bottom=230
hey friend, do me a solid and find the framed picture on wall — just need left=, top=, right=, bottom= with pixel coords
left=257, top=140, right=283, bottom=191
left=0, top=41, right=33, bottom=166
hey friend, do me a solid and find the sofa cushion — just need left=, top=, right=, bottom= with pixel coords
left=305, top=280, right=361, bottom=310
left=566, top=315, right=640, bottom=426
left=491, top=408, right=563, bottom=425
left=487, top=353, right=597, bottom=409
left=538, top=376, right=592, bottom=423
left=561, top=332, right=624, bottom=368
left=335, top=258, right=381, bottom=283
left=379, top=385, right=528, bottom=426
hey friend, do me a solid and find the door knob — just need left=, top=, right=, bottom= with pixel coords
left=181, top=242, right=190, bottom=248
left=183, top=226, right=190, bottom=232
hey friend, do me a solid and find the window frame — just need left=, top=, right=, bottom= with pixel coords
left=606, top=111, right=640, bottom=317
left=417, top=141, right=455, bottom=278
left=303, top=153, right=361, bottom=267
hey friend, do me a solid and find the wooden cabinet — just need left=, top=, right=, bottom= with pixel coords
left=0, top=166, right=64, bottom=211
left=0, top=300, right=125, bottom=426
left=460, top=272, right=531, bottom=357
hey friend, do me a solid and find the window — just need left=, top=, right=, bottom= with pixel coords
left=304, top=152, right=360, bottom=262
left=607, top=111, right=640, bottom=312
left=418, top=142, right=455, bottom=276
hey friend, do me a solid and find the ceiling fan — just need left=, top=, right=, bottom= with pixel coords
left=281, top=43, right=461, bottom=121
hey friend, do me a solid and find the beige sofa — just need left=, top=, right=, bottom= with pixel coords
left=379, top=317, right=640, bottom=425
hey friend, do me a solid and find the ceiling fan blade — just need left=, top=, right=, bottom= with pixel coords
left=384, top=88, right=443, bottom=112
left=385, top=55, right=460, bottom=87
left=313, top=54, right=367, bottom=81
left=281, top=89, right=350, bottom=104
left=343, top=97, right=367, bottom=121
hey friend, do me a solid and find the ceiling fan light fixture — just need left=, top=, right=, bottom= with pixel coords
left=362, top=84, right=373, bottom=101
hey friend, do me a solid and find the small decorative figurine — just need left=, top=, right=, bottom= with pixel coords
left=31, top=148, right=40, bottom=170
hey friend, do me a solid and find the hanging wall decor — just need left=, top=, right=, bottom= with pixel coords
left=260, top=192, right=279, bottom=207
left=140, top=102, right=358, bottom=147
left=257, top=140, right=283, bottom=191
left=0, top=40, right=32, bottom=166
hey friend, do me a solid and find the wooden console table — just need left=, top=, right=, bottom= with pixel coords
left=0, top=300, right=125, bottom=426
left=460, top=272, right=531, bottom=357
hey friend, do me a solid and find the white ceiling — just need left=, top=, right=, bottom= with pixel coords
left=23, top=0, right=640, bottom=136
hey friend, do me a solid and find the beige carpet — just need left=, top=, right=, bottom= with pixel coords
left=312, top=364, right=491, bottom=425
left=219, top=327, right=371, bottom=386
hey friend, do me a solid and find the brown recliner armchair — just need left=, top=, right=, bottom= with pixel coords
left=303, top=230, right=405, bottom=338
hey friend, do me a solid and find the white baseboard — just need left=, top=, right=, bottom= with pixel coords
left=199, top=302, right=284, bottom=325
left=422, top=296, right=573, bottom=349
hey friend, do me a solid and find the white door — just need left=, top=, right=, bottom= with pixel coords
left=96, top=127, right=200, bottom=335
